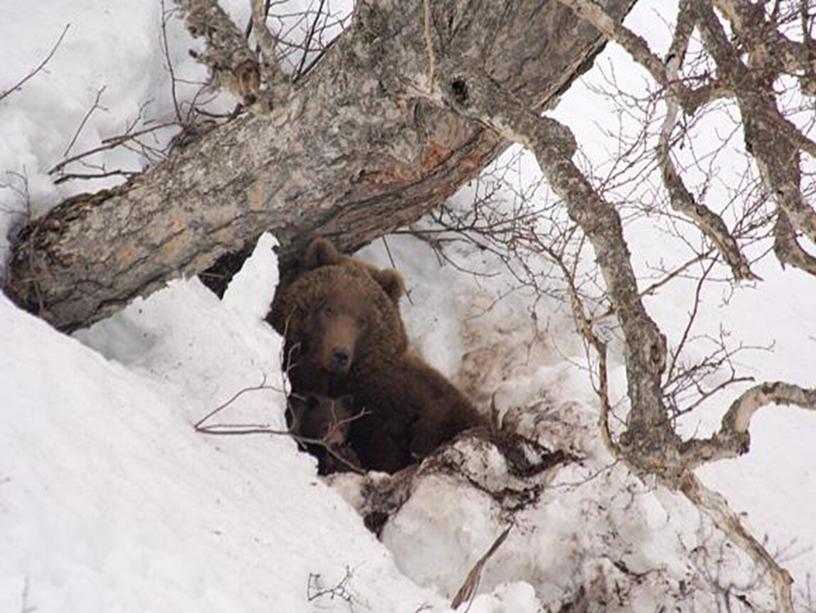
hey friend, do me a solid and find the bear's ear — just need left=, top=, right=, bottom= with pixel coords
left=305, top=237, right=341, bottom=269
left=372, top=269, right=405, bottom=304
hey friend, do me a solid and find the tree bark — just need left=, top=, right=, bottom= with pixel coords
left=4, top=0, right=635, bottom=332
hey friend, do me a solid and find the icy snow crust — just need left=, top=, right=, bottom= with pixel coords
left=2, top=0, right=816, bottom=611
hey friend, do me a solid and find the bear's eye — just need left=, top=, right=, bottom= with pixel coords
left=323, top=305, right=335, bottom=317
left=357, top=316, right=367, bottom=328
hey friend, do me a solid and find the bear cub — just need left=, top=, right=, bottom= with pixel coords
left=287, top=394, right=361, bottom=475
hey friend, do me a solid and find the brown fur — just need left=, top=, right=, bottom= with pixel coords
left=267, top=264, right=408, bottom=396
left=287, top=394, right=361, bottom=474
left=304, top=237, right=405, bottom=305
left=347, top=353, right=485, bottom=473
left=268, top=244, right=483, bottom=474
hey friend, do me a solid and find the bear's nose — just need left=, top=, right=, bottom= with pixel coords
left=329, top=348, right=350, bottom=372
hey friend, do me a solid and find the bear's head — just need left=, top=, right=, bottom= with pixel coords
left=287, top=394, right=356, bottom=446
left=304, top=237, right=405, bottom=305
left=271, top=264, right=408, bottom=379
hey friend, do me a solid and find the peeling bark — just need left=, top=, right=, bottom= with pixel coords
left=3, top=0, right=636, bottom=331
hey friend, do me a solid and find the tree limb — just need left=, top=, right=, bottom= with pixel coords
left=559, top=0, right=755, bottom=280
left=250, top=0, right=291, bottom=106
left=4, top=0, right=637, bottom=331
left=773, top=210, right=816, bottom=275
left=657, top=2, right=755, bottom=281
left=681, top=472, right=794, bottom=613
left=416, top=17, right=812, bottom=609
left=694, top=0, right=816, bottom=273
left=681, top=381, right=816, bottom=467
left=426, top=64, right=676, bottom=476
left=175, top=0, right=261, bottom=102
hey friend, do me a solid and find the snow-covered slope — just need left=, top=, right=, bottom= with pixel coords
left=0, top=236, right=448, bottom=612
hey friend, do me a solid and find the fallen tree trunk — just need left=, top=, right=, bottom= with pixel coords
left=4, top=0, right=635, bottom=331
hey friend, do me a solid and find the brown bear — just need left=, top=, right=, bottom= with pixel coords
left=287, top=394, right=361, bottom=474
left=268, top=238, right=484, bottom=474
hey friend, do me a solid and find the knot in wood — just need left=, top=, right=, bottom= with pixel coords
left=449, top=78, right=469, bottom=106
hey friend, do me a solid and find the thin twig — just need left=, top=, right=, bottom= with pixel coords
left=63, top=86, right=108, bottom=158
left=193, top=374, right=284, bottom=429
left=0, top=24, right=70, bottom=103
left=49, top=122, right=176, bottom=175
left=160, top=0, right=183, bottom=122
left=296, top=0, right=326, bottom=77
left=53, top=170, right=138, bottom=185
left=451, top=523, right=513, bottom=609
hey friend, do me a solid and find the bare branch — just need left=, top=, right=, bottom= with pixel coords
left=658, top=65, right=754, bottom=279
left=682, top=382, right=816, bottom=467
left=53, top=169, right=139, bottom=185
left=558, top=1, right=754, bottom=281
left=557, top=0, right=668, bottom=87
left=250, top=0, right=291, bottom=105
left=307, top=566, right=355, bottom=604
left=0, top=24, right=70, bottom=103
left=713, top=0, right=816, bottom=81
left=681, top=473, right=794, bottom=613
left=192, top=373, right=284, bottom=429
left=773, top=210, right=816, bottom=275
left=175, top=0, right=260, bottom=102
left=48, top=121, right=177, bottom=176
left=161, top=0, right=184, bottom=122
left=451, top=523, right=513, bottom=609
left=559, top=0, right=728, bottom=115
left=295, top=0, right=327, bottom=78
left=430, top=66, right=676, bottom=473
left=541, top=242, right=620, bottom=459
left=193, top=374, right=365, bottom=474
left=661, top=4, right=755, bottom=279
left=62, top=86, right=108, bottom=158
left=694, top=0, right=816, bottom=268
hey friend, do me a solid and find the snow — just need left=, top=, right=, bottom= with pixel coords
left=2, top=0, right=816, bottom=611
left=0, top=237, right=450, bottom=612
